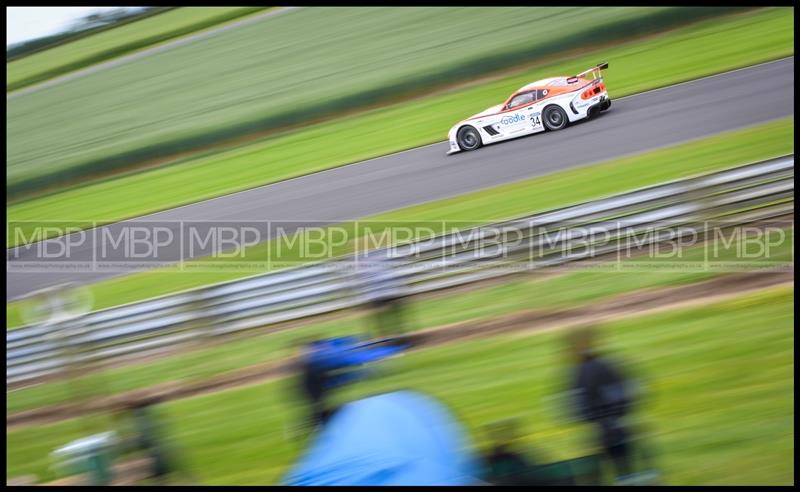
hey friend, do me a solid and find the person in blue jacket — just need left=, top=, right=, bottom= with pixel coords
left=295, top=336, right=407, bottom=429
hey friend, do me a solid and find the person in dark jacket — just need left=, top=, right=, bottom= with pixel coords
left=356, top=259, right=410, bottom=339
left=482, top=418, right=540, bottom=485
left=567, top=325, right=635, bottom=481
left=297, top=343, right=333, bottom=428
left=113, top=397, right=192, bottom=485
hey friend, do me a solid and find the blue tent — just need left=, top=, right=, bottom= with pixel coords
left=283, top=391, right=482, bottom=486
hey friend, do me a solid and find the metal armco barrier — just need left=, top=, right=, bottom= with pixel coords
left=7, top=156, right=794, bottom=385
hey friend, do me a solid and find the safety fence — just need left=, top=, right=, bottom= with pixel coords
left=7, top=156, right=794, bottom=385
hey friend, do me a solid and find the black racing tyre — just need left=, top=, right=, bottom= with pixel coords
left=600, top=99, right=611, bottom=111
left=543, top=105, right=568, bottom=131
left=456, top=125, right=482, bottom=151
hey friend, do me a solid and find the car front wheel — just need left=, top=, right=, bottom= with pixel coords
left=456, top=125, right=482, bottom=151
left=543, top=105, right=568, bottom=131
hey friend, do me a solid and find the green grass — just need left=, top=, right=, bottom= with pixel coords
left=6, top=8, right=270, bottom=92
left=7, top=7, right=766, bottom=198
left=6, top=286, right=794, bottom=484
left=7, top=225, right=793, bottom=415
left=7, top=117, right=793, bottom=327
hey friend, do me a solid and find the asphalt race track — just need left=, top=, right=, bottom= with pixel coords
left=6, top=57, right=794, bottom=301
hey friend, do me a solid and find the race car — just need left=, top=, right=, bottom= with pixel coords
left=447, top=62, right=610, bottom=154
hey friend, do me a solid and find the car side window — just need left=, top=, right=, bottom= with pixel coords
left=506, top=91, right=534, bottom=110
left=536, top=89, right=550, bottom=100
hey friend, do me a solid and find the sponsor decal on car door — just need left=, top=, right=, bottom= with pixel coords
left=500, top=111, right=529, bottom=135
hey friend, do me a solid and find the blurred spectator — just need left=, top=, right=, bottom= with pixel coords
left=113, top=397, right=188, bottom=485
left=482, top=418, right=539, bottom=485
left=565, top=324, right=637, bottom=482
left=295, top=337, right=342, bottom=430
left=294, top=336, right=408, bottom=431
left=356, top=258, right=410, bottom=340
left=480, top=418, right=604, bottom=485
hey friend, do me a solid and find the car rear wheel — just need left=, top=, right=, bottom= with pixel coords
left=543, top=105, right=568, bottom=131
left=456, top=125, right=482, bottom=151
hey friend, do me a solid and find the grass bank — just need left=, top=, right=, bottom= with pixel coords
left=7, top=8, right=271, bottom=92
left=6, top=286, right=794, bottom=484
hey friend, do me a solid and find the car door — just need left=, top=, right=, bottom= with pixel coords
left=499, top=91, right=535, bottom=137
left=523, top=89, right=550, bottom=132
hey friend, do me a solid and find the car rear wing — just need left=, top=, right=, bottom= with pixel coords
left=567, top=62, right=608, bottom=83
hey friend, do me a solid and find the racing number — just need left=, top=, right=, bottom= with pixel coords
left=529, top=88, right=548, bottom=128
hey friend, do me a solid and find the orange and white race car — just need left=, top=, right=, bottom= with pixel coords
left=447, top=62, right=610, bottom=154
